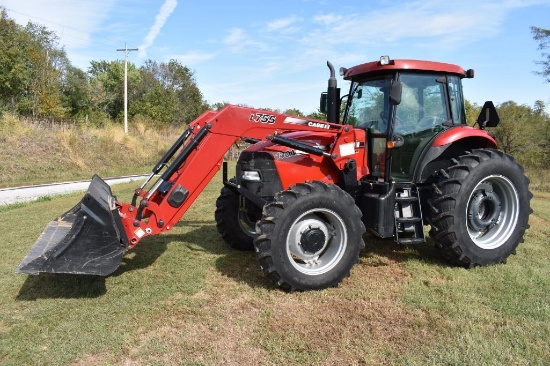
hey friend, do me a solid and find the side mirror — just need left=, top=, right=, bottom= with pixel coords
left=389, top=81, right=402, bottom=105
left=476, top=101, right=499, bottom=129
left=320, top=92, right=328, bottom=114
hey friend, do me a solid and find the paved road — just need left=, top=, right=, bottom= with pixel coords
left=0, top=175, right=148, bottom=206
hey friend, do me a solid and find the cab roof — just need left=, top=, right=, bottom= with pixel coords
left=343, top=59, right=467, bottom=80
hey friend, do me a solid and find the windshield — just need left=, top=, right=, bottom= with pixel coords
left=394, top=73, right=449, bottom=135
left=345, top=76, right=393, bottom=133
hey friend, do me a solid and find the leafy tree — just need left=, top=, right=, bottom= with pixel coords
left=465, top=100, right=481, bottom=125
left=88, top=60, right=141, bottom=121
left=0, top=9, right=68, bottom=118
left=283, top=108, right=305, bottom=117
left=61, top=65, right=91, bottom=117
left=0, top=9, right=30, bottom=111
left=24, top=22, right=68, bottom=118
left=534, top=99, right=546, bottom=115
left=307, top=109, right=327, bottom=121
left=131, top=59, right=207, bottom=125
left=531, top=26, right=550, bottom=83
left=492, top=101, right=548, bottom=168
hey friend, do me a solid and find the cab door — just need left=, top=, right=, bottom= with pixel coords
left=344, top=75, right=394, bottom=182
left=390, top=73, right=449, bottom=182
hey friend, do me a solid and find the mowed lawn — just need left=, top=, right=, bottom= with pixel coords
left=0, top=172, right=548, bottom=365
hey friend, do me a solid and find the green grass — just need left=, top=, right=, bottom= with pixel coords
left=0, top=171, right=548, bottom=365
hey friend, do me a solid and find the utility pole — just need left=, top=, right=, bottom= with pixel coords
left=116, top=43, right=138, bottom=134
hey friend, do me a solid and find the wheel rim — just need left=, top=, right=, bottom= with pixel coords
left=238, top=197, right=258, bottom=237
left=286, top=208, right=347, bottom=275
left=466, top=175, right=519, bottom=249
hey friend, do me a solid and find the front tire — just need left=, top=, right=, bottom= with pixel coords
left=215, top=183, right=259, bottom=251
left=429, top=149, right=532, bottom=267
left=255, top=181, right=365, bottom=291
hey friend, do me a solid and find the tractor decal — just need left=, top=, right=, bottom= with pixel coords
left=283, top=116, right=340, bottom=130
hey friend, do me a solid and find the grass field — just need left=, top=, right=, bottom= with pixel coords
left=0, top=170, right=548, bottom=365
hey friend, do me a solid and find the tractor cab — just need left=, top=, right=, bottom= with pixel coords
left=341, top=56, right=471, bottom=184
left=321, top=57, right=499, bottom=242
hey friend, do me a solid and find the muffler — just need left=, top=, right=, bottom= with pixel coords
left=17, top=175, right=129, bottom=276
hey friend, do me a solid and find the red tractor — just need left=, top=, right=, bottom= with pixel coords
left=18, top=56, right=532, bottom=292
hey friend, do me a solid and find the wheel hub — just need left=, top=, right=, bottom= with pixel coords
left=467, top=182, right=502, bottom=232
left=300, top=228, right=327, bottom=254
left=287, top=213, right=333, bottom=266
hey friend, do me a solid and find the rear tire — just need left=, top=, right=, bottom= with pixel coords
left=215, top=183, right=259, bottom=251
left=254, top=181, right=365, bottom=291
left=428, top=149, right=532, bottom=267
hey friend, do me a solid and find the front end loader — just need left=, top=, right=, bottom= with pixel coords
left=18, top=57, right=532, bottom=292
left=18, top=105, right=359, bottom=281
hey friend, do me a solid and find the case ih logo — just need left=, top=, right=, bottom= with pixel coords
left=308, top=121, right=330, bottom=129
left=283, top=117, right=338, bottom=130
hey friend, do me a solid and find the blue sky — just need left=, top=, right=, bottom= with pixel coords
left=3, top=0, right=550, bottom=114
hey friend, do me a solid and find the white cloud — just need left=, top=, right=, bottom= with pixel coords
left=224, top=28, right=246, bottom=46
left=299, top=0, right=515, bottom=57
left=312, top=14, right=343, bottom=26
left=223, top=28, right=267, bottom=53
left=139, top=0, right=178, bottom=58
left=172, top=51, right=217, bottom=66
left=202, top=0, right=543, bottom=111
left=267, top=16, right=302, bottom=33
left=1, top=0, right=116, bottom=49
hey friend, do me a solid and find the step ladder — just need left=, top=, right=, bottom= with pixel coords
left=394, top=184, right=425, bottom=245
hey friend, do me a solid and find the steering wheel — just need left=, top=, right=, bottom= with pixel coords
left=418, top=115, right=445, bottom=130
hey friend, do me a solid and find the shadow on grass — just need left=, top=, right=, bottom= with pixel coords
left=16, top=230, right=172, bottom=301
left=171, top=223, right=276, bottom=289
left=209, top=232, right=448, bottom=291
left=211, top=231, right=448, bottom=290
left=16, top=234, right=172, bottom=301
left=16, top=274, right=107, bottom=300
left=16, top=222, right=224, bottom=300
left=16, top=223, right=447, bottom=299
left=165, top=223, right=448, bottom=290
left=360, top=234, right=447, bottom=267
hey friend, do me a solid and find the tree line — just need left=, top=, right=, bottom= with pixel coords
left=0, top=8, right=208, bottom=126
left=0, top=9, right=320, bottom=126
left=1, top=8, right=549, bottom=168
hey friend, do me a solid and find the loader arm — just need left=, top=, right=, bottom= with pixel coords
left=121, top=105, right=355, bottom=248
left=18, top=104, right=362, bottom=276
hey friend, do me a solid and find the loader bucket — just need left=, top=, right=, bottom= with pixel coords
left=17, top=175, right=129, bottom=276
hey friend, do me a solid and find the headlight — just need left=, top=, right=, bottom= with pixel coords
left=241, top=170, right=261, bottom=182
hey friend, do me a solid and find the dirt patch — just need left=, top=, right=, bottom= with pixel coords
left=125, top=271, right=269, bottom=365
left=122, top=244, right=431, bottom=365
left=70, top=352, right=118, bottom=366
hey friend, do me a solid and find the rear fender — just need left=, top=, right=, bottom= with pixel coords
left=432, top=126, right=497, bottom=147
left=414, top=127, right=498, bottom=183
